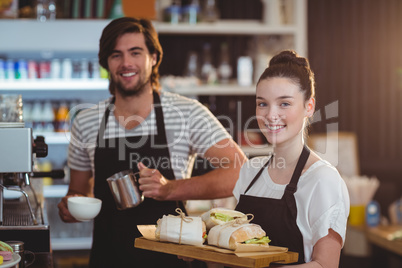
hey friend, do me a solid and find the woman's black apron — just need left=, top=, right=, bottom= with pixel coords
left=235, top=146, right=310, bottom=264
left=90, top=91, right=187, bottom=267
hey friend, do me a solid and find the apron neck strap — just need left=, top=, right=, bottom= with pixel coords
left=243, top=145, right=310, bottom=195
left=244, top=154, right=273, bottom=194
left=96, top=91, right=164, bottom=146
left=285, top=145, right=310, bottom=194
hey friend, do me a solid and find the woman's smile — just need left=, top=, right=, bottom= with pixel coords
left=266, top=123, right=286, bottom=132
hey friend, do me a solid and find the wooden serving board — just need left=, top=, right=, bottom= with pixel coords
left=135, top=237, right=298, bottom=267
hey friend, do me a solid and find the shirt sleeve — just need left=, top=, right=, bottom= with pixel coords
left=187, top=100, right=232, bottom=155
left=67, top=110, right=94, bottom=172
left=307, top=165, right=350, bottom=246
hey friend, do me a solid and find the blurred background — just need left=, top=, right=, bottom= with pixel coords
left=0, top=0, right=401, bottom=267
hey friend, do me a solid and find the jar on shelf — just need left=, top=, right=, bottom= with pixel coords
left=56, top=102, right=69, bottom=132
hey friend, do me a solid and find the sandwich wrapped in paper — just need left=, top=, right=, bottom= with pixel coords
left=155, top=208, right=206, bottom=247
left=207, top=216, right=270, bottom=251
left=201, top=208, right=247, bottom=230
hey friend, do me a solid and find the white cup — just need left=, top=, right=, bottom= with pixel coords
left=68, top=196, right=102, bottom=221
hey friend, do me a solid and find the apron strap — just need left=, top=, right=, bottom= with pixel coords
left=151, top=92, right=185, bottom=211
left=96, top=92, right=171, bottom=163
left=152, top=91, right=169, bottom=146
left=285, top=145, right=310, bottom=194
left=96, top=97, right=114, bottom=147
left=284, top=145, right=310, bottom=220
left=244, top=154, right=273, bottom=194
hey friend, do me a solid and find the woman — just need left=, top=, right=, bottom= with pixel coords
left=233, top=50, right=350, bottom=267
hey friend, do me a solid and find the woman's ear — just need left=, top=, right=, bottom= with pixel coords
left=305, top=97, right=315, bottom=117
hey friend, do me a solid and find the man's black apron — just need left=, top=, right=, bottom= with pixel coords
left=235, top=146, right=310, bottom=264
left=90, top=91, right=187, bottom=267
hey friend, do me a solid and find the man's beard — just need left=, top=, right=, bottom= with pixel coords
left=112, top=76, right=151, bottom=98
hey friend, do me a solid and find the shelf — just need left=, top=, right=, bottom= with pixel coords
left=0, top=79, right=108, bottom=91
left=0, top=79, right=256, bottom=95
left=0, top=17, right=306, bottom=55
left=169, top=84, right=256, bottom=95
left=154, top=20, right=298, bottom=35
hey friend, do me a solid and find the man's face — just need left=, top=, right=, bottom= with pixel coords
left=108, top=32, right=157, bottom=97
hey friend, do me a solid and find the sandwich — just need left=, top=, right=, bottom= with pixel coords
left=0, top=241, right=13, bottom=261
left=207, top=222, right=270, bottom=250
left=155, top=210, right=207, bottom=246
left=201, top=208, right=248, bottom=230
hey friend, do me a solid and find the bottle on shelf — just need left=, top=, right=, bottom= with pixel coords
left=56, top=101, right=70, bottom=132
left=28, top=60, right=39, bottom=79
left=164, top=0, right=181, bottom=24
left=182, top=0, right=200, bottom=24
left=15, top=59, right=28, bottom=80
left=237, top=56, right=253, bottom=86
left=200, top=43, right=217, bottom=84
left=202, top=0, right=219, bottom=22
left=109, top=0, right=124, bottom=19
left=31, top=101, right=44, bottom=132
left=90, top=58, right=100, bottom=79
left=81, top=58, right=90, bottom=79
left=50, top=59, right=61, bottom=79
left=6, top=59, right=15, bottom=80
left=218, top=43, right=232, bottom=84
left=72, top=60, right=82, bottom=79
left=42, top=100, right=55, bottom=133
left=61, top=58, right=73, bottom=80
left=39, top=61, right=51, bottom=79
left=185, top=51, right=199, bottom=77
left=38, top=159, right=53, bottom=186
left=36, top=0, right=56, bottom=22
left=0, top=59, right=5, bottom=80
left=23, top=102, right=33, bottom=129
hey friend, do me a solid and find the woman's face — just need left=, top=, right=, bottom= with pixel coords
left=256, top=77, right=315, bottom=147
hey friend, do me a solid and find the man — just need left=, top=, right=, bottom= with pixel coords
left=57, top=17, right=246, bottom=267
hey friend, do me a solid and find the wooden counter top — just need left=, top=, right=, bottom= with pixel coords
left=364, top=225, right=402, bottom=256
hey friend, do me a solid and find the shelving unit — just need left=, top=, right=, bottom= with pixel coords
left=0, top=5, right=306, bottom=54
left=0, top=0, right=306, bottom=148
left=0, top=0, right=307, bottom=93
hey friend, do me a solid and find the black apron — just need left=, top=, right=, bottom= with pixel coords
left=235, top=146, right=310, bottom=265
left=90, top=91, right=187, bottom=267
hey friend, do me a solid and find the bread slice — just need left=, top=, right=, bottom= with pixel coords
left=208, top=223, right=267, bottom=250
left=201, top=208, right=247, bottom=230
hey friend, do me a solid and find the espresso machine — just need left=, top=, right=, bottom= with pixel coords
left=0, top=121, right=64, bottom=256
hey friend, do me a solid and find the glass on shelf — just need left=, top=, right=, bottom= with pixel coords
left=37, top=0, right=56, bottom=22
left=202, top=0, right=219, bottom=22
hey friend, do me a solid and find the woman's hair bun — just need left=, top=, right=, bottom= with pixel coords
left=269, top=50, right=309, bottom=68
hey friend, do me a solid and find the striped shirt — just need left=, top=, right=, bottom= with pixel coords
left=68, top=91, right=232, bottom=179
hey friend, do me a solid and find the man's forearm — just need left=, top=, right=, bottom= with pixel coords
left=166, top=166, right=240, bottom=200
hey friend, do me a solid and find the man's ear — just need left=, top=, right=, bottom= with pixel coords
left=152, top=53, right=157, bottom=66
left=306, top=97, right=315, bottom=117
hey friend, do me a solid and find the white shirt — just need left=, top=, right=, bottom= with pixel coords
left=233, top=156, right=350, bottom=262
